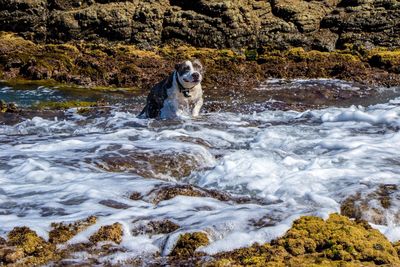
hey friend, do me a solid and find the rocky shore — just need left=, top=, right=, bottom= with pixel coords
left=2, top=211, right=400, bottom=266
left=1, top=32, right=400, bottom=113
left=2, top=0, right=400, bottom=266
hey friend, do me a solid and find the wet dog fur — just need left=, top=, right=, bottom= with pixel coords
left=138, top=60, right=204, bottom=119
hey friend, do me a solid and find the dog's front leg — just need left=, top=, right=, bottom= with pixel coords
left=192, top=98, right=203, bottom=117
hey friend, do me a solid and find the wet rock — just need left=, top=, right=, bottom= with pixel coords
left=8, top=227, right=47, bottom=255
left=99, top=199, right=132, bottom=210
left=144, top=184, right=231, bottom=204
left=369, top=50, right=400, bottom=74
left=132, top=220, right=180, bottom=236
left=95, top=150, right=210, bottom=179
left=129, top=191, right=142, bottom=201
left=0, top=245, right=25, bottom=264
left=170, top=232, right=209, bottom=258
left=49, top=216, right=97, bottom=244
left=0, top=100, right=19, bottom=113
left=341, top=184, right=400, bottom=225
left=89, top=223, right=123, bottom=244
left=210, top=214, right=400, bottom=266
left=6, top=227, right=56, bottom=265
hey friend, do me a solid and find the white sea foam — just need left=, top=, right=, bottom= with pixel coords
left=1, top=81, right=400, bottom=262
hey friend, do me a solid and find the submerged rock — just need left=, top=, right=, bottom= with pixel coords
left=89, top=223, right=123, bottom=245
left=132, top=220, right=180, bottom=236
left=209, top=214, right=400, bottom=266
left=95, top=150, right=211, bottom=179
left=341, top=184, right=400, bottom=225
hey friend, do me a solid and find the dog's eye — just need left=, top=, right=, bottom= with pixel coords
left=183, top=66, right=191, bottom=72
left=193, top=62, right=201, bottom=68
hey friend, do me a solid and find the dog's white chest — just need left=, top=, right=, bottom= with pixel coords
left=160, top=84, right=202, bottom=119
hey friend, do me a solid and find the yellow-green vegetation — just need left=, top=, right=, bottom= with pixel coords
left=368, top=49, right=400, bottom=73
left=0, top=100, right=18, bottom=113
left=2, top=31, right=400, bottom=89
left=210, top=214, right=400, bottom=266
left=6, top=227, right=57, bottom=265
left=34, top=100, right=97, bottom=110
left=89, top=223, right=123, bottom=244
left=49, top=216, right=97, bottom=244
left=170, top=232, right=209, bottom=258
left=159, top=45, right=244, bottom=63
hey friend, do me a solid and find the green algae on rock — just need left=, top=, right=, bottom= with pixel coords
left=89, top=223, right=123, bottom=244
left=170, top=232, right=210, bottom=258
left=2, top=32, right=400, bottom=94
left=209, top=214, right=400, bottom=266
left=6, top=227, right=57, bottom=265
left=33, top=100, right=97, bottom=110
left=0, top=100, right=19, bottom=113
left=49, top=216, right=97, bottom=244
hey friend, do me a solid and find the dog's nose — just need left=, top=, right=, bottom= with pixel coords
left=192, top=72, right=200, bottom=80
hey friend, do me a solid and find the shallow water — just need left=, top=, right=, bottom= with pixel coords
left=1, top=79, right=400, bottom=263
left=0, top=82, right=140, bottom=107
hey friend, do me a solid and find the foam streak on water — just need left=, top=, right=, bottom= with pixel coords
left=2, top=82, right=400, bottom=262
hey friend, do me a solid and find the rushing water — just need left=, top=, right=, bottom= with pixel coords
left=1, top=80, right=400, bottom=263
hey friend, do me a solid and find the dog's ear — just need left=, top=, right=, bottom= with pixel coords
left=175, top=63, right=182, bottom=71
left=192, top=59, right=204, bottom=73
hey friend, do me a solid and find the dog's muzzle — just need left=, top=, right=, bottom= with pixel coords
left=176, top=75, right=192, bottom=98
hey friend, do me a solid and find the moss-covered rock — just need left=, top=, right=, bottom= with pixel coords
left=209, top=214, right=400, bottom=266
left=170, top=232, right=209, bottom=258
left=369, top=50, right=400, bottom=74
left=2, top=32, right=400, bottom=94
left=89, top=223, right=123, bottom=244
left=0, top=100, right=19, bottom=113
left=49, top=216, right=97, bottom=244
left=34, top=100, right=97, bottom=110
left=6, top=227, right=57, bottom=265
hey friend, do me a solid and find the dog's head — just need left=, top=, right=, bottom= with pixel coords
left=175, top=60, right=203, bottom=89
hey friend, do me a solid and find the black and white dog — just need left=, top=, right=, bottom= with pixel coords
left=138, top=60, right=204, bottom=119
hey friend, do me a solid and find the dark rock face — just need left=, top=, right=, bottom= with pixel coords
left=0, top=0, right=48, bottom=40
left=322, top=0, right=400, bottom=49
left=1, top=0, right=399, bottom=50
